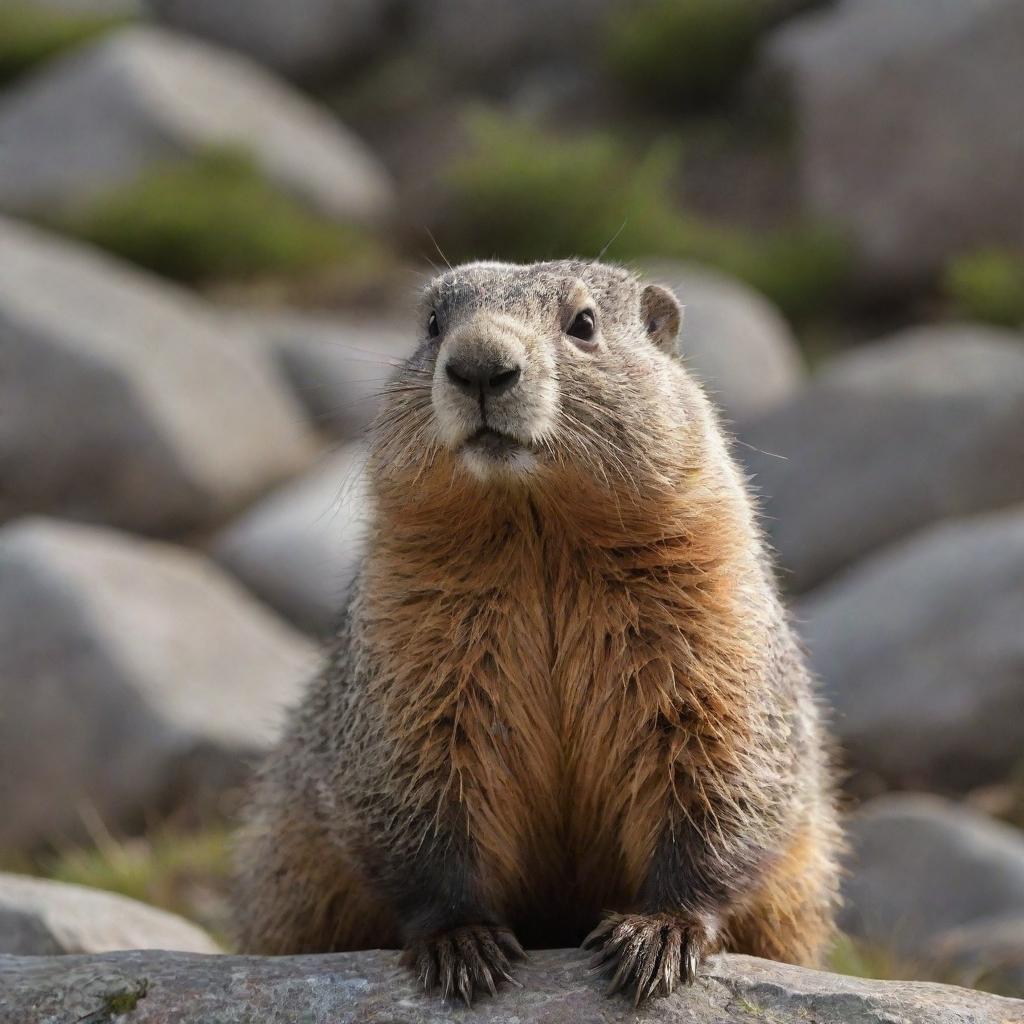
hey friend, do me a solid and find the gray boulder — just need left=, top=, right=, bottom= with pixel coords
left=211, top=447, right=368, bottom=636
left=766, top=0, right=1024, bottom=284
left=146, top=0, right=389, bottom=81
left=0, top=948, right=1019, bottom=1023
left=0, top=517, right=317, bottom=852
left=409, top=0, right=619, bottom=84
left=646, top=261, right=806, bottom=424
left=0, top=26, right=395, bottom=225
left=742, top=325, right=1024, bottom=592
left=0, top=216, right=315, bottom=535
left=0, top=874, right=218, bottom=956
left=842, top=795, right=1024, bottom=970
left=225, top=310, right=412, bottom=439
left=797, top=508, right=1024, bottom=790
left=10, top=0, right=140, bottom=13
left=926, top=915, right=1024, bottom=996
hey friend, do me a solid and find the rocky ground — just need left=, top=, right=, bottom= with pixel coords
left=1, top=0, right=1023, bottom=1019
left=2, top=950, right=1020, bottom=1024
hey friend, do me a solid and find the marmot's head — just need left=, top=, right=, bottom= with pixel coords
left=370, top=260, right=713, bottom=502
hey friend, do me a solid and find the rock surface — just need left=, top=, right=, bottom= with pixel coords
left=798, top=508, right=1024, bottom=790
left=211, top=446, right=368, bottom=636
left=767, top=0, right=1024, bottom=284
left=926, top=914, right=1024, bottom=996
left=646, top=260, right=806, bottom=424
left=0, top=948, right=1018, bottom=1023
left=0, top=216, right=314, bottom=535
left=0, top=517, right=317, bottom=851
left=842, top=795, right=1024, bottom=966
left=146, top=0, right=390, bottom=81
left=742, top=325, right=1024, bottom=592
left=225, top=310, right=411, bottom=439
left=409, top=0, right=619, bottom=85
left=0, top=873, right=218, bottom=956
left=0, top=26, right=395, bottom=224
left=16, top=0, right=140, bottom=13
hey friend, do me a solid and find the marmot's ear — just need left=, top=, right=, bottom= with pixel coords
left=641, top=284, right=683, bottom=355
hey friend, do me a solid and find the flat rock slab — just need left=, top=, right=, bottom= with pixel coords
left=0, top=949, right=1019, bottom=1023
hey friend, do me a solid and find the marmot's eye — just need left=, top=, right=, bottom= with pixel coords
left=426, top=311, right=440, bottom=338
left=567, top=309, right=596, bottom=343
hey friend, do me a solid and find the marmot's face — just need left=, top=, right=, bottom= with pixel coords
left=371, top=260, right=690, bottom=493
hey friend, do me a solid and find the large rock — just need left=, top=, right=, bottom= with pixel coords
left=646, top=261, right=805, bottom=424
left=926, top=914, right=1024, bottom=996
left=0, top=517, right=318, bottom=851
left=0, top=948, right=1018, bottom=1023
left=0, top=874, right=218, bottom=956
left=842, top=795, right=1024, bottom=970
left=211, top=447, right=368, bottom=636
left=12, top=0, right=140, bottom=13
left=409, top=0, right=619, bottom=85
left=797, top=508, right=1024, bottom=790
left=225, top=310, right=411, bottom=439
left=146, top=0, right=389, bottom=81
left=0, top=26, right=395, bottom=225
left=0, top=217, right=315, bottom=535
left=742, top=325, right=1024, bottom=592
left=767, top=0, right=1024, bottom=284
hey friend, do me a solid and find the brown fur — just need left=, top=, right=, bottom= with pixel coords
left=234, top=260, right=841, bottom=1001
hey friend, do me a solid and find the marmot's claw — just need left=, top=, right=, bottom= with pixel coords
left=582, top=912, right=707, bottom=1003
left=402, top=924, right=526, bottom=1005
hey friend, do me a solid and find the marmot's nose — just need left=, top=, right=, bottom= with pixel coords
left=445, top=357, right=522, bottom=399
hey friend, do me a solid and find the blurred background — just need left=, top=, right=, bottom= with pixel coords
left=1, top=0, right=1023, bottom=999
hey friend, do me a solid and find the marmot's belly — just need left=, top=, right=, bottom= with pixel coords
left=475, top=774, right=643, bottom=947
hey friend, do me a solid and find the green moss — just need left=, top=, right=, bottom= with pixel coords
left=603, top=0, right=769, bottom=109
left=944, top=248, right=1024, bottom=328
left=0, top=4, right=127, bottom=86
left=104, top=980, right=149, bottom=1016
left=54, top=146, right=385, bottom=285
left=440, top=112, right=850, bottom=321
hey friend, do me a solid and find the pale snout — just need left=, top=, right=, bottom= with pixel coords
left=431, top=314, right=557, bottom=475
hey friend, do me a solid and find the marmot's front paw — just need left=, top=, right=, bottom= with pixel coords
left=583, top=912, right=708, bottom=1003
left=402, top=924, right=526, bottom=1006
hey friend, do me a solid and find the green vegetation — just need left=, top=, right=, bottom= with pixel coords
left=0, top=3, right=127, bottom=86
left=55, top=147, right=385, bottom=285
left=944, top=248, right=1024, bottom=328
left=37, top=826, right=234, bottom=945
left=603, top=0, right=769, bottom=109
left=99, top=980, right=149, bottom=1019
left=828, top=933, right=912, bottom=982
left=441, top=112, right=850, bottom=321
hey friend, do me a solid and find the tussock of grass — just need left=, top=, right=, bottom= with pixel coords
left=55, top=147, right=386, bottom=285
left=603, top=0, right=768, bottom=109
left=37, top=826, right=234, bottom=945
left=440, top=112, right=850, bottom=321
left=944, top=249, right=1024, bottom=329
left=0, top=3, right=127, bottom=85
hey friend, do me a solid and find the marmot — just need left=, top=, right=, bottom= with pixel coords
left=234, top=260, right=841, bottom=1005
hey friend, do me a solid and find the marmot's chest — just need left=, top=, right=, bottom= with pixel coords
left=445, top=562, right=688, bottom=929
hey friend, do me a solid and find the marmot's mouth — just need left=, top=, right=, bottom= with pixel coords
left=463, top=426, right=527, bottom=458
